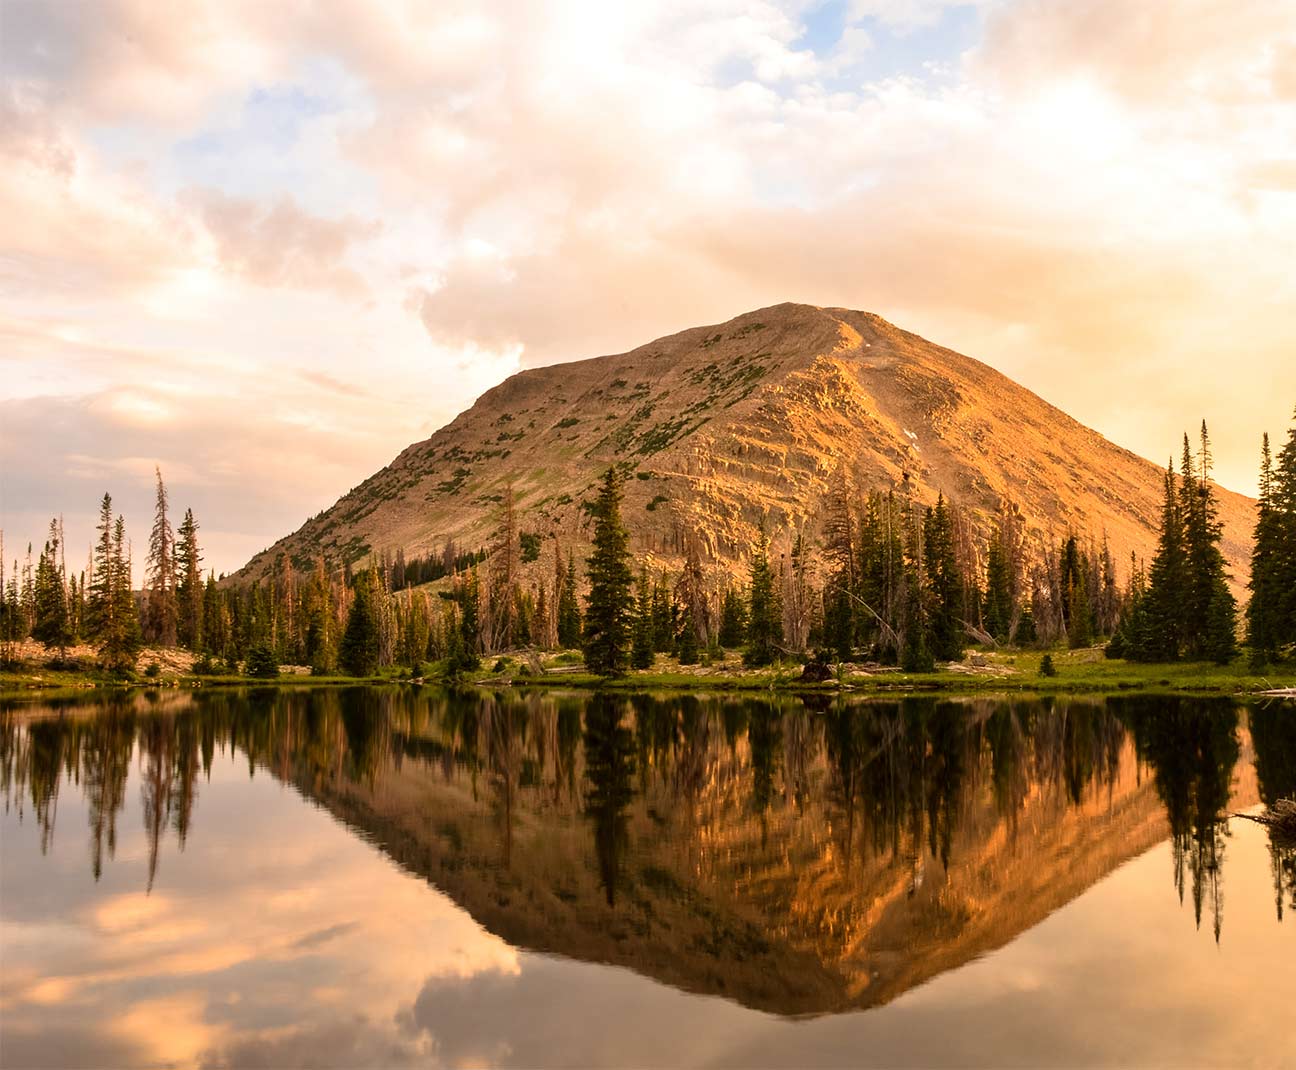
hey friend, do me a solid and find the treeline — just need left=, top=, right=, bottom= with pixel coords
left=573, top=468, right=1123, bottom=676
left=4, top=414, right=1294, bottom=678
left=0, top=471, right=203, bottom=673
left=570, top=417, right=1294, bottom=676
left=5, top=691, right=1292, bottom=927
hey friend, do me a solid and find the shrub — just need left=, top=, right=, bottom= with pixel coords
left=245, top=645, right=280, bottom=679
left=520, top=532, right=542, bottom=563
left=1040, top=653, right=1057, bottom=677
left=191, top=654, right=226, bottom=675
left=143, top=662, right=161, bottom=678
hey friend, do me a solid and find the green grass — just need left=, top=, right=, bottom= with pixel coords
left=3, top=645, right=1292, bottom=700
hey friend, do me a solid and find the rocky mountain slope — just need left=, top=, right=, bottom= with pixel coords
left=235, top=303, right=1255, bottom=588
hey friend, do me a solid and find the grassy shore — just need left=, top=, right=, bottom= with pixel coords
left=2, top=644, right=1292, bottom=699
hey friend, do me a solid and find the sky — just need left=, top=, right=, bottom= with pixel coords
left=2, top=0, right=1294, bottom=579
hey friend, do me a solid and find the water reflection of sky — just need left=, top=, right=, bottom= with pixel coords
left=1, top=695, right=1293, bottom=1069
left=2, top=748, right=517, bottom=1068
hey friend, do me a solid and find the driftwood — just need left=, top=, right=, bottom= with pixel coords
left=1232, top=798, right=1296, bottom=844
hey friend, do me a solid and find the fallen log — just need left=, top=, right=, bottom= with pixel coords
left=1232, top=798, right=1296, bottom=843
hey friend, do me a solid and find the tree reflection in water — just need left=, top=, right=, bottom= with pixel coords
left=2, top=689, right=1293, bottom=959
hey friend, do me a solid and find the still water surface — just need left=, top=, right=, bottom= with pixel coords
left=2, top=688, right=1293, bottom=1068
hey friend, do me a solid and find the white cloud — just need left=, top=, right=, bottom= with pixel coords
left=3, top=0, right=1294, bottom=574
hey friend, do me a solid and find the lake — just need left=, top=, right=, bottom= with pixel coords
left=2, top=688, right=1293, bottom=1068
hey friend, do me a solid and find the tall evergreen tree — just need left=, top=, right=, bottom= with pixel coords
left=1247, top=432, right=1285, bottom=664
left=1180, top=424, right=1237, bottom=662
left=1247, top=411, right=1296, bottom=662
left=630, top=566, right=655, bottom=670
left=1141, top=463, right=1186, bottom=660
left=144, top=467, right=178, bottom=646
left=1060, top=535, right=1093, bottom=649
left=88, top=493, right=116, bottom=641
left=744, top=523, right=783, bottom=667
left=339, top=569, right=381, bottom=676
left=921, top=495, right=965, bottom=662
left=32, top=521, right=71, bottom=652
left=582, top=469, right=634, bottom=676
left=174, top=508, right=203, bottom=650
left=1127, top=429, right=1237, bottom=663
left=202, top=573, right=228, bottom=661
left=100, top=514, right=142, bottom=673
left=650, top=574, right=675, bottom=653
left=982, top=537, right=1014, bottom=643
left=557, top=551, right=583, bottom=649
left=719, top=584, right=747, bottom=648
left=452, top=566, right=483, bottom=672
left=304, top=557, right=335, bottom=672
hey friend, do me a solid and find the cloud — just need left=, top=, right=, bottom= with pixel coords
left=3, top=0, right=1295, bottom=571
left=184, top=189, right=380, bottom=296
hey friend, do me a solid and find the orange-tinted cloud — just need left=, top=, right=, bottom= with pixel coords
left=2, top=0, right=1294, bottom=573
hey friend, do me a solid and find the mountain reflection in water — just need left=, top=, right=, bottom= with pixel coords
left=1, top=689, right=1293, bottom=1068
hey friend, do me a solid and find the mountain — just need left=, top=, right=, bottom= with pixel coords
left=282, top=691, right=1262, bottom=1016
left=234, top=303, right=1255, bottom=588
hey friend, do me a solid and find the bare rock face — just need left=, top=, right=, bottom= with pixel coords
left=233, top=303, right=1255, bottom=588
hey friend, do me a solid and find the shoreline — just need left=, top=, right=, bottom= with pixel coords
left=3, top=658, right=1293, bottom=702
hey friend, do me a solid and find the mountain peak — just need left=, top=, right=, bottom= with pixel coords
left=234, top=307, right=1255, bottom=590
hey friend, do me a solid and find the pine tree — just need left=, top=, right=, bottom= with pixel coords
left=245, top=643, right=280, bottom=678
left=582, top=469, right=634, bottom=676
left=719, top=585, right=747, bottom=648
left=1180, top=424, right=1237, bottom=660
left=744, top=523, right=783, bottom=667
left=1247, top=432, right=1284, bottom=664
left=982, top=537, right=1014, bottom=643
left=1247, top=411, right=1296, bottom=663
left=304, top=557, right=335, bottom=672
left=32, top=521, right=71, bottom=652
left=650, top=574, right=675, bottom=653
left=922, top=495, right=965, bottom=662
left=677, top=614, right=700, bottom=665
left=144, top=466, right=177, bottom=647
left=823, top=470, right=857, bottom=658
left=1273, top=410, right=1296, bottom=647
left=557, top=552, right=582, bottom=648
left=900, top=570, right=935, bottom=672
left=339, top=569, right=381, bottom=676
left=453, top=566, right=482, bottom=672
left=175, top=508, right=203, bottom=650
left=631, top=567, right=655, bottom=670
left=1141, top=463, right=1186, bottom=660
left=202, top=573, right=228, bottom=661
left=88, top=493, right=116, bottom=641
left=100, top=515, right=142, bottom=673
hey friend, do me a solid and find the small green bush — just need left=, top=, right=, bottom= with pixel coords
left=1040, top=654, right=1057, bottom=677
left=143, top=662, right=161, bottom=678
left=245, top=645, right=280, bottom=679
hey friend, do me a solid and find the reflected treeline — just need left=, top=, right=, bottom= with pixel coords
left=3, top=690, right=1293, bottom=943
left=1115, top=696, right=1240, bottom=941
left=1250, top=703, right=1296, bottom=920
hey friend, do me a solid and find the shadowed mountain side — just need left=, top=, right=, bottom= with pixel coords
left=233, top=304, right=1256, bottom=593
